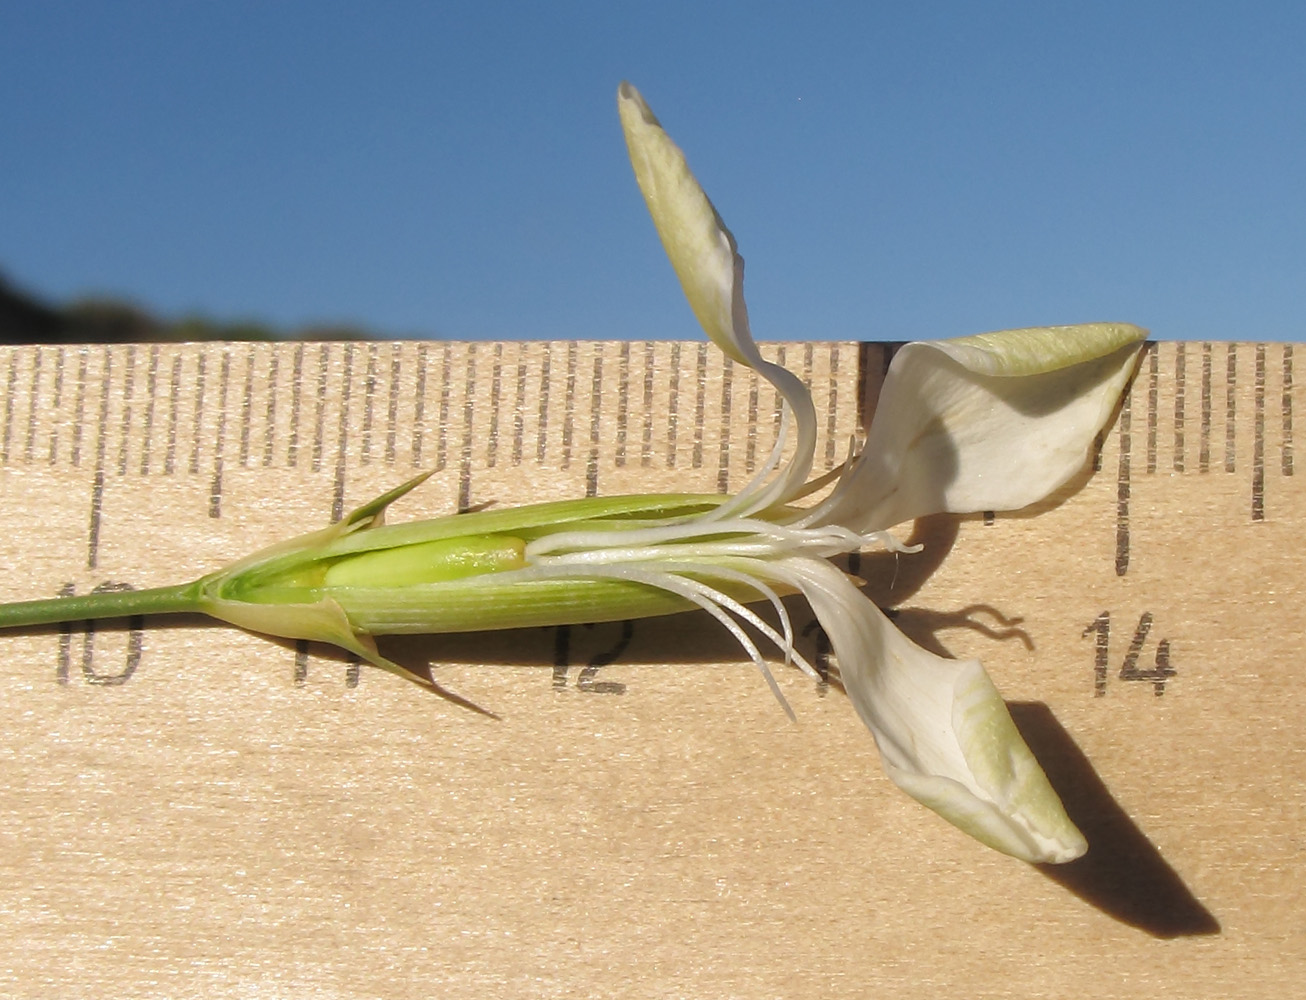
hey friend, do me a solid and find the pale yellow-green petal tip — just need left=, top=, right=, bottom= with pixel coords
left=878, top=661, right=1088, bottom=864
left=889, top=766, right=1087, bottom=864
left=616, top=81, right=749, bottom=366
left=952, top=663, right=1087, bottom=864
left=935, top=322, right=1148, bottom=377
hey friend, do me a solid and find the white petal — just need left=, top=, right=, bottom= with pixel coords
left=823, top=323, right=1146, bottom=531
left=617, top=82, right=748, bottom=365
left=617, top=82, right=816, bottom=505
left=772, top=556, right=1087, bottom=864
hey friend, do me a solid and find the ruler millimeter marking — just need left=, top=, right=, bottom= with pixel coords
left=0, top=338, right=861, bottom=573
left=1112, top=341, right=1295, bottom=578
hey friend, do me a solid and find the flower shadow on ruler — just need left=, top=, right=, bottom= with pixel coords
left=1010, top=703, right=1221, bottom=937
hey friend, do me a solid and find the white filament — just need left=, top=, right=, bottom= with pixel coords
left=506, top=502, right=907, bottom=717
left=474, top=552, right=840, bottom=719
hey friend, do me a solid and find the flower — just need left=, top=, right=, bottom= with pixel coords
left=0, top=83, right=1145, bottom=865
left=215, top=82, right=1138, bottom=863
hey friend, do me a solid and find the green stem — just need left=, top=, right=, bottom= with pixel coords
left=0, top=580, right=205, bottom=629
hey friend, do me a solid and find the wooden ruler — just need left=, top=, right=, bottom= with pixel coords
left=0, top=339, right=1301, bottom=999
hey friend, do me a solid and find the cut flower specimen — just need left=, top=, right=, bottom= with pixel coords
left=0, top=83, right=1145, bottom=864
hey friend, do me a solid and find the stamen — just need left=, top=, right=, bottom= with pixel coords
left=555, top=562, right=798, bottom=720
left=483, top=558, right=824, bottom=718
left=790, top=436, right=861, bottom=529
left=525, top=514, right=872, bottom=562
left=703, top=404, right=794, bottom=522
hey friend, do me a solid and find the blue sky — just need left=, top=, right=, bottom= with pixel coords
left=2, top=2, right=1303, bottom=342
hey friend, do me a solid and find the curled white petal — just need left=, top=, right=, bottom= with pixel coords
left=822, top=323, right=1147, bottom=532
left=766, top=556, right=1087, bottom=864
left=617, top=82, right=816, bottom=510
left=617, top=82, right=741, bottom=366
